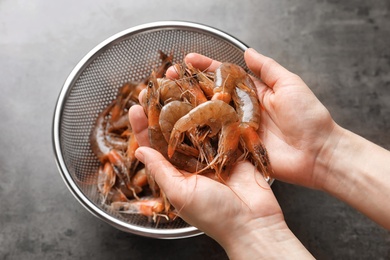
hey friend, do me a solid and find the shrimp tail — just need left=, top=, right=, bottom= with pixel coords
left=240, top=125, right=273, bottom=181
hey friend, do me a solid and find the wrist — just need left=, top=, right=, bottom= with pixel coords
left=314, top=124, right=371, bottom=194
left=218, top=215, right=313, bottom=259
left=314, top=125, right=390, bottom=229
left=312, top=123, right=347, bottom=191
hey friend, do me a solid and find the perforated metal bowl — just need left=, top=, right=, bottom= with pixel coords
left=52, top=21, right=250, bottom=239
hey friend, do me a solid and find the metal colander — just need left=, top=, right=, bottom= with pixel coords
left=52, top=21, right=250, bottom=239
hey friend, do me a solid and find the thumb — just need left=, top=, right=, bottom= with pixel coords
left=128, top=105, right=150, bottom=147
left=244, top=48, right=297, bottom=90
left=134, top=147, right=186, bottom=202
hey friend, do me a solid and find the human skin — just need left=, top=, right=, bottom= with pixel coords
left=178, top=49, right=390, bottom=230
left=128, top=48, right=390, bottom=258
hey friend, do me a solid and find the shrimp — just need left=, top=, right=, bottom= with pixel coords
left=231, top=71, right=274, bottom=181
left=159, top=100, right=199, bottom=157
left=91, top=52, right=274, bottom=221
left=172, top=63, right=209, bottom=107
left=114, top=165, right=174, bottom=221
left=159, top=99, right=216, bottom=164
left=90, top=91, right=141, bottom=199
left=143, top=166, right=172, bottom=217
left=155, top=50, right=173, bottom=79
left=212, top=63, right=243, bottom=103
left=97, top=162, right=116, bottom=203
left=108, top=114, right=130, bottom=133
left=186, top=63, right=214, bottom=99
left=106, top=187, right=129, bottom=204
left=110, top=196, right=175, bottom=222
left=110, top=82, right=140, bottom=123
left=131, top=168, right=148, bottom=192
left=178, top=78, right=208, bottom=107
left=146, top=72, right=207, bottom=173
left=168, top=100, right=240, bottom=176
left=90, top=84, right=137, bottom=161
left=90, top=102, right=116, bottom=163
left=125, top=130, right=140, bottom=174
left=107, top=149, right=140, bottom=197
left=160, top=101, right=193, bottom=142
left=104, top=133, right=128, bottom=151
left=158, top=78, right=183, bottom=105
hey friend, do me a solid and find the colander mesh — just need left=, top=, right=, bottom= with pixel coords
left=59, top=26, right=248, bottom=232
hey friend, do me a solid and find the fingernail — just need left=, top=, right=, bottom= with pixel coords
left=135, top=148, right=145, bottom=163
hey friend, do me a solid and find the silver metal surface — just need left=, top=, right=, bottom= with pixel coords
left=53, top=21, right=250, bottom=239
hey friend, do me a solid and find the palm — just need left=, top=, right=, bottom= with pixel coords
left=144, top=150, right=282, bottom=241
left=255, top=75, right=335, bottom=187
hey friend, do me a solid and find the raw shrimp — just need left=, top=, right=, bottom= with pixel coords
left=168, top=100, right=241, bottom=175
left=212, top=63, right=243, bottom=103
left=110, top=82, right=141, bottom=123
left=178, top=78, right=208, bottom=107
left=125, top=131, right=140, bottom=174
left=231, top=70, right=274, bottom=181
left=91, top=52, right=274, bottom=222
left=131, top=168, right=148, bottom=193
left=155, top=51, right=173, bottom=79
left=172, top=63, right=209, bottom=107
left=90, top=94, right=132, bottom=162
left=105, top=188, right=128, bottom=204
left=110, top=196, right=175, bottom=222
left=107, top=149, right=139, bottom=197
left=90, top=50, right=188, bottom=222
left=90, top=102, right=116, bottom=163
left=187, top=63, right=214, bottom=99
left=158, top=78, right=183, bottom=105
left=90, top=98, right=140, bottom=199
left=159, top=101, right=192, bottom=142
left=97, top=162, right=116, bottom=203
left=104, top=133, right=128, bottom=151
left=209, top=62, right=273, bottom=180
left=159, top=100, right=199, bottom=157
left=165, top=64, right=218, bottom=163
left=146, top=72, right=207, bottom=173
left=108, top=114, right=130, bottom=133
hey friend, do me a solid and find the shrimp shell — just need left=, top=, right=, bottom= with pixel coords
left=159, top=100, right=193, bottom=142
left=168, top=100, right=239, bottom=159
left=146, top=72, right=207, bottom=173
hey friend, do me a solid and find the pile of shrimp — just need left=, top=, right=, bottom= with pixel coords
left=90, top=51, right=273, bottom=223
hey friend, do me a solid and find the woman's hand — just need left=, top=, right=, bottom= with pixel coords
left=193, top=49, right=390, bottom=230
left=130, top=105, right=312, bottom=258
left=129, top=103, right=283, bottom=239
left=177, top=49, right=338, bottom=189
left=128, top=49, right=316, bottom=258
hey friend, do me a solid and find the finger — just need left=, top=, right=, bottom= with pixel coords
left=184, top=53, right=221, bottom=72
left=135, top=147, right=186, bottom=203
left=244, top=48, right=300, bottom=90
left=166, top=64, right=181, bottom=80
left=128, top=105, right=150, bottom=147
left=166, top=53, right=222, bottom=79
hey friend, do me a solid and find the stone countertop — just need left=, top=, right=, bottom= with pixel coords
left=1, top=1, right=389, bottom=259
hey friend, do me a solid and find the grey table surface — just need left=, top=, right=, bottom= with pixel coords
left=1, top=0, right=390, bottom=259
